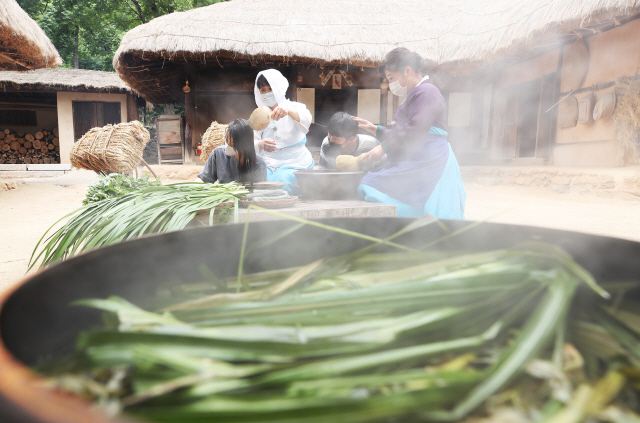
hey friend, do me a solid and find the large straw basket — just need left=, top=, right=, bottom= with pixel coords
left=70, top=121, right=149, bottom=174
left=561, top=37, right=589, bottom=91
left=200, top=121, right=228, bottom=163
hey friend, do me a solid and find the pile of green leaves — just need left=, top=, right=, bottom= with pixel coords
left=42, top=215, right=636, bottom=423
left=83, top=173, right=162, bottom=205
left=30, top=182, right=248, bottom=269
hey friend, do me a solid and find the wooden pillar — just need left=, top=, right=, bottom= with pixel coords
left=380, top=89, right=388, bottom=125
left=291, top=66, right=298, bottom=102
left=126, top=94, right=138, bottom=122
left=184, top=91, right=195, bottom=162
left=184, top=62, right=197, bottom=163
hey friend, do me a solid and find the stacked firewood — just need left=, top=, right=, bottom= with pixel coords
left=0, top=128, right=60, bottom=164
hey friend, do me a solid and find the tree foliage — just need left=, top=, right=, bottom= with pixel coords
left=17, top=0, right=226, bottom=71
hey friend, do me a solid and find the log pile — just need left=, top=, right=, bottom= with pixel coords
left=0, top=128, right=60, bottom=164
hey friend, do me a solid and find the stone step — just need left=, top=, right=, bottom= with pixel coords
left=27, top=164, right=72, bottom=171
left=0, top=171, right=66, bottom=178
left=0, top=164, right=72, bottom=171
left=0, top=164, right=27, bottom=171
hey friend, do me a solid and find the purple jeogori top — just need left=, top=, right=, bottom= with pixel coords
left=377, top=81, right=448, bottom=162
left=361, top=80, right=450, bottom=209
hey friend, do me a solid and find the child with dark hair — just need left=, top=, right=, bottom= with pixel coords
left=319, top=111, right=384, bottom=170
left=198, top=119, right=267, bottom=185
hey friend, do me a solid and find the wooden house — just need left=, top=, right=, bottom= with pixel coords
left=113, top=0, right=640, bottom=167
left=0, top=69, right=140, bottom=165
left=439, top=1, right=640, bottom=167
left=0, top=1, right=143, bottom=167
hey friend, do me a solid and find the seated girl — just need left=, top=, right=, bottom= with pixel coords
left=198, top=119, right=267, bottom=185
left=253, top=69, right=314, bottom=193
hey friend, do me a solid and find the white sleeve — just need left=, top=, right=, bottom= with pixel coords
left=254, top=130, right=263, bottom=154
left=289, top=101, right=312, bottom=134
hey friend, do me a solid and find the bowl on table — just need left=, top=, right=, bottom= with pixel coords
left=243, top=181, right=285, bottom=192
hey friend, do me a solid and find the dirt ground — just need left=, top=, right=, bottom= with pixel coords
left=2, top=170, right=640, bottom=294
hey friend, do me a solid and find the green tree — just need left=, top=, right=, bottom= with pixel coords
left=17, top=0, right=225, bottom=71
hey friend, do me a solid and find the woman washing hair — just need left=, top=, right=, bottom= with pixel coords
left=353, top=47, right=466, bottom=219
left=253, top=69, right=314, bottom=193
left=198, top=119, right=267, bottom=185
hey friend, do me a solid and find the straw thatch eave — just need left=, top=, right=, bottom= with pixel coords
left=114, top=0, right=640, bottom=104
left=115, top=48, right=384, bottom=104
left=0, top=0, right=62, bottom=70
left=0, top=68, right=133, bottom=93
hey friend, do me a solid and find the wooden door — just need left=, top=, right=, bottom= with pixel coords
left=72, top=101, right=122, bottom=141
left=491, top=87, right=505, bottom=161
left=535, top=73, right=556, bottom=159
left=480, top=84, right=492, bottom=149
left=195, top=93, right=256, bottom=139
left=516, top=79, right=541, bottom=158
left=104, top=103, right=121, bottom=126
left=156, top=115, right=184, bottom=163
left=73, top=102, right=97, bottom=141
left=502, top=86, right=519, bottom=159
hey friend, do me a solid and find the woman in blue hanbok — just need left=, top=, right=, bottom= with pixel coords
left=354, top=48, right=466, bottom=219
left=253, top=69, right=314, bottom=194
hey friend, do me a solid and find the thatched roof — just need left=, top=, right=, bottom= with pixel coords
left=0, top=68, right=133, bottom=93
left=114, top=0, right=640, bottom=103
left=0, top=0, right=62, bottom=70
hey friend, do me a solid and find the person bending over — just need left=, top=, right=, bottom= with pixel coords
left=319, top=111, right=385, bottom=171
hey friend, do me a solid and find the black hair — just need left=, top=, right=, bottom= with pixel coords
left=227, top=118, right=257, bottom=185
left=327, top=111, right=358, bottom=139
left=378, top=47, right=424, bottom=78
left=256, top=74, right=270, bottom=89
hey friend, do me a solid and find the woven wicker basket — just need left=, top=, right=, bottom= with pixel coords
left=200, top=121, right=228, bottom=163
left=593, top=91, right=617, bottom=121
left=70, top=121, right=149, bottom=174
left=558, top=95, right=579, bottom=128
left=578, top=93, right=596, bottom=125
left=562, top=38, right=589, bottom=91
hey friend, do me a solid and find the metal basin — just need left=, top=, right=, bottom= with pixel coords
left=294, top=170, right=365, bottom=200
left=1, top=218, right=640, bottom=423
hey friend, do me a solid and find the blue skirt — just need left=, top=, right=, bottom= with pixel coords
left=359, top=143, right=466, bottom=219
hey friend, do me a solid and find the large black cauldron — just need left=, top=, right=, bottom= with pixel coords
left=1, top=218, right=640, bottom=423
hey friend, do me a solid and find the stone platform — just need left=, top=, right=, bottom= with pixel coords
left=461, top=165, right=640, bottom=198
left=0, top=164, right=72, bottom=178
left=190, top=200, right=397, bottom=226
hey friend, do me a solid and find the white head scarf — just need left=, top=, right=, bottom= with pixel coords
left=254, top=69, right=289, bottom=107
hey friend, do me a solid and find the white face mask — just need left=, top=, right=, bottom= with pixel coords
left=389, top=78, right=408, bottom=97
left=225, top=144, right=236, bottom=156
left=260, top=92, right=277, bottom=107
